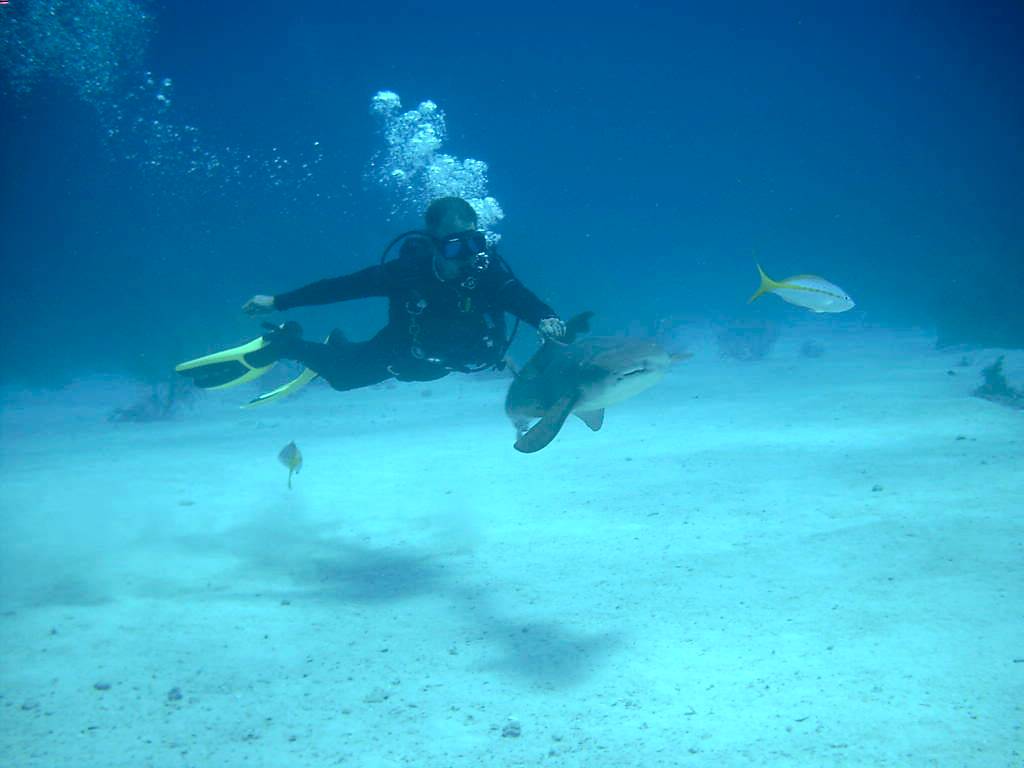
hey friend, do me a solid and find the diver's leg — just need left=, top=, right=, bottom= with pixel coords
left=282, top=337, right=389, bottom=391
left=292, top=329, right=451, bottom=391
left=263, top=324, right=449, bottom=391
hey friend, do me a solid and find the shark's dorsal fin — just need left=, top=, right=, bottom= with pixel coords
left=524, top=337, right=567, bottom=377
left=516, top=312, right=595, bottom=379
left=514, top=392, right=579, bottom=453
left=575, top=409, right=604, bottom=431
left=563, top=311, right=594, bottom=344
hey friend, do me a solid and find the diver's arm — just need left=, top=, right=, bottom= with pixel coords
left=272, top=264, right=389, bottom=311
left=497, top=277, right=558, bottom=327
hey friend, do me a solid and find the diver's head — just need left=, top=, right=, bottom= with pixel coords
left=425, top=197, right=489, bottom=282
left=425, top=196, right=478, bottom=238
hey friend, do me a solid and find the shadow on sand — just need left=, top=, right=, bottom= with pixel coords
left=167, top=516, right=620, bottom=689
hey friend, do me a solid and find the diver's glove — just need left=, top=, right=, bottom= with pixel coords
left=243, top=295, right=277, bottom=315
left=538, top=317, right=567, bottom=340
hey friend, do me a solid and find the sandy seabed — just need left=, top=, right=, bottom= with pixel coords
left=1, top=327, right=1021, bottom=767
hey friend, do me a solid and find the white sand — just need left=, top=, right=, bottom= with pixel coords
left=1, top=328, right=1021, bottom=767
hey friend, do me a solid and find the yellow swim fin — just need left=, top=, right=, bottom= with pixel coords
left=244, top=367, right=319, bottom=408
left=175, top=336, right=276, bottom=390
left=748, top=263, right=779, bottom=303
left=243, top=330, right=337, bottom=407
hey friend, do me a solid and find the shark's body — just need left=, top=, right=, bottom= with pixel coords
left=504, top=313, right=675, bottom=453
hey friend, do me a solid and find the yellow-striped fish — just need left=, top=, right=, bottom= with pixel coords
left=749, top=264, right=854, bottom=313
left=278, top=441, right=302, bottom=489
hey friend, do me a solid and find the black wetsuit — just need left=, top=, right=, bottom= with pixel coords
left=272, top=236, right=556, bottom=390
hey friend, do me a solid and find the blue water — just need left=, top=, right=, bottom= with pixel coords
left=1, top=2, right=1023, bottom=765
left=2, top=1, right=1022, bottom=383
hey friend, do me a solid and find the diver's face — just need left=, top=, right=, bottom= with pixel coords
left=433, top=225, right=486, bottom=282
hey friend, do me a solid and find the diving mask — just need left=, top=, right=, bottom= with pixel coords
left=439, top=230, right=490, bottom=270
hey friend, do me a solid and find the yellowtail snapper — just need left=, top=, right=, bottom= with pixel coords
left=749, top=264, right=854, bottom=313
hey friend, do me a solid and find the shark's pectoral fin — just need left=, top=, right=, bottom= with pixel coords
left=514, top=393, right=579, bottom=453
left=575, top=408, right=604, bottom=431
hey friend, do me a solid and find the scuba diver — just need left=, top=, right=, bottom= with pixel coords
left=176, top=197, right=566, bottom=405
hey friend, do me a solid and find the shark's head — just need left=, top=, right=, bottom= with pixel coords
left=576, top=338, right=672, bottom=411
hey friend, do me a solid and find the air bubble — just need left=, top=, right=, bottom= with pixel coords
left=1, top=0, right=326, bottom=206
left=369, top=90, right=504, bottom=236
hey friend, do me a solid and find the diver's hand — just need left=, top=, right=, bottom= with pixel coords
left=243, top=295, right=276, bottom=315
left=538, top=317, right=567, bottom=340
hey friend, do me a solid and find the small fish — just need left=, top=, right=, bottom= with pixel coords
left=749, top=264, right=854, bottom=313
left=278, top=441, right=302, bottom=489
